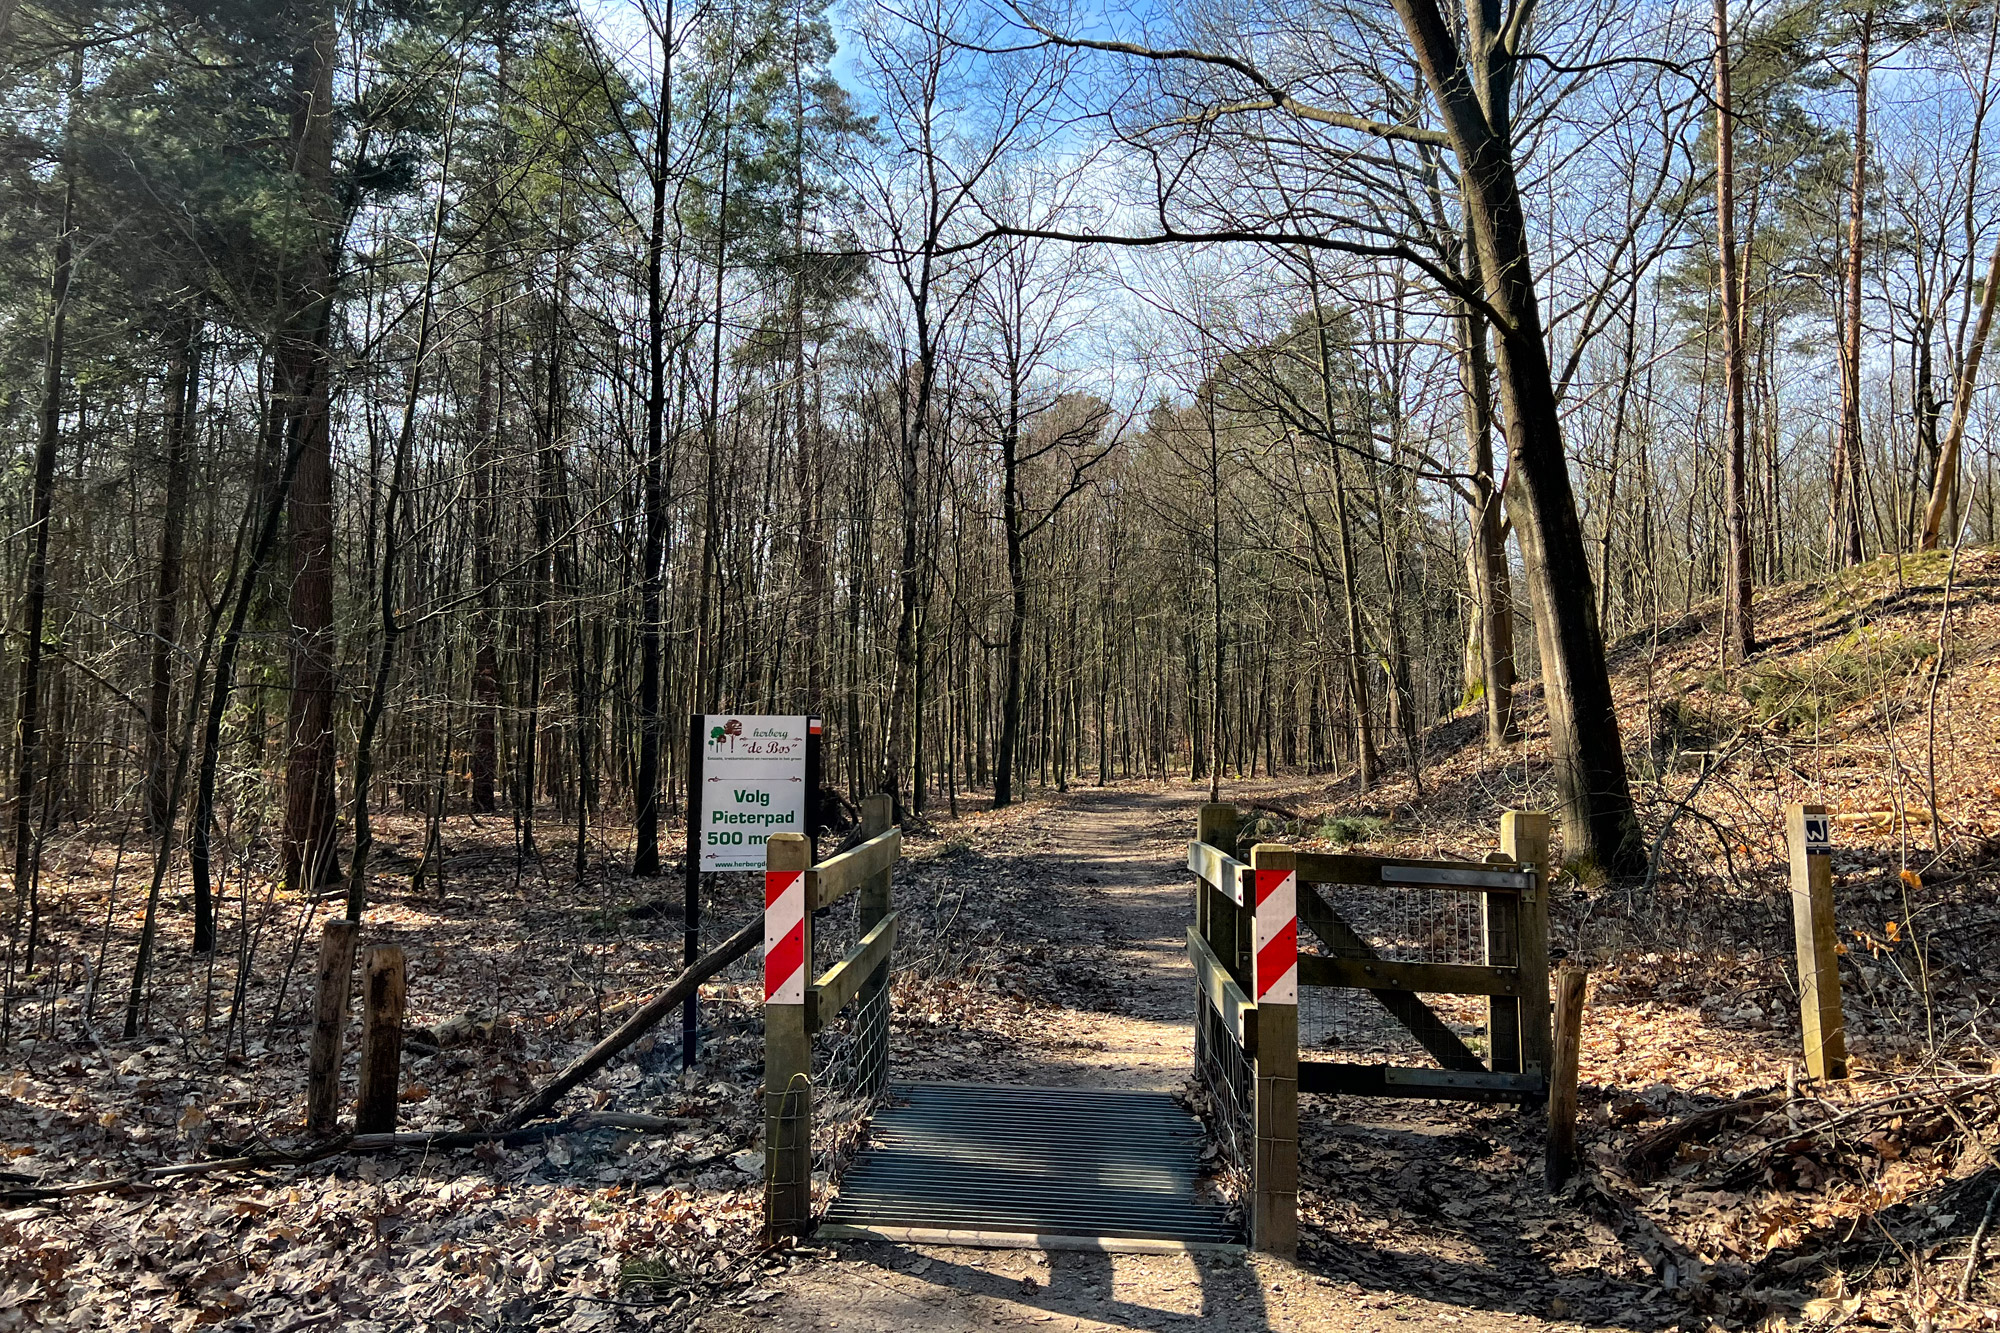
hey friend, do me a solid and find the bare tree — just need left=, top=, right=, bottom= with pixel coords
left=1716, top=0, right=1754, bottom=659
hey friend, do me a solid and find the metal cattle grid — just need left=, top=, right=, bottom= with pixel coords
left=819, top=1083, right=1239, bottom=1250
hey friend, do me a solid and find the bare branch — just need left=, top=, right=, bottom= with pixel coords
left=1009, top=16, right=1453, bottom=148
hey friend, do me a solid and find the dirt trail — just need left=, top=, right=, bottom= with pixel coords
left=1004, top=786, right=1199, bottom=1092
left=700, top=785, right=1623, bottom=1333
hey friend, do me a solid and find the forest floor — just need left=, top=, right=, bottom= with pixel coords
left=3, top=546, right=2000, bottom=1332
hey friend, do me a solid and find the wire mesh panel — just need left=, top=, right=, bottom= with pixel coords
left=1299, top=882, right=1495, bottom=1066
left=1299, top=980, right=1488, bottom=1061
left=1192, top=987, right=1253, bottom=1201
left=811, top=981, right=889, bottom=1183
left=1308, top=882, right=1490, bottom=964
left=812, top=880, right=863, bottom=978
left=808, top=887, right=892, bottom=1197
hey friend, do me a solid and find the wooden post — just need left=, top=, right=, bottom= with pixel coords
left=763, top=831, right=814, bottom=1240
left=354, top=945, right=407, bottom=1134
left=858, top=796, right=892, bottom=937
left=1195, top=804, right=1237, bottom=961
left=1497, top=811, right=1552, bottom=1081
left=1209, top=807, right=1251, bottom=985
left=1248, top=842, right=1298, bottom=1258
left=306, top=919, right=359, bottom=1133
left=1787, top=803, right=1847, bottom=1080
left=1545, top=965, right=1587, bottom=1191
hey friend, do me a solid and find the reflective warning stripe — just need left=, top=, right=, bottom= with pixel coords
left=765, top=870, right=806, bottom=1004
left=1253, top=869, right=1297, bottom=1005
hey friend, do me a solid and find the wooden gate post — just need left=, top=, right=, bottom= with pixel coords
left=1497, top=811, right=1552, bottom=1080
left=1544, top=964, right=1587, bottom=1191
left=1195, top=804, right=1237, bottom=964
left=354, top=946, right=407, bottom=1134
left=763, top=832, right=814, bottom=1239
left=858, top=796, right=893, bottom=990
left=306, top=919, right=360, bottom=1133
left=1786, top=804, right=1847, bottom=1081
left=1248, top=843, right=1299, bottom=1257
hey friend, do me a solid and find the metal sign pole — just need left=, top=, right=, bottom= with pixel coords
left=806, top=717, right=822, bottom=858
left=683, top=713, right=703, bottom=1071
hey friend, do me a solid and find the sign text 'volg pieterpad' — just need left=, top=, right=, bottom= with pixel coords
left=697, top=715, right=807, bottom=871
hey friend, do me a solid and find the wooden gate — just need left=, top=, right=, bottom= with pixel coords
left=1188, top=804, right=1551, bottom=1254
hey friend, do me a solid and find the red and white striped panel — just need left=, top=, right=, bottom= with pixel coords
left=1253, top=868, right=1298, bottom=1005
left=764, top=870, right=806, bottom=1004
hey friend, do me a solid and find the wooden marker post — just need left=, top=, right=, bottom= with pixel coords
left=762, top=832, right=814, bottom=1240
left=306, top=919, right=360, bottom=1133
left=1248, top=843, right=1299, bottom=1258
left=354, top=946, right=407, bottom=1134
left=1787, top=803, right=1847, bottom=1080
left=1545, top=965, right=1587, bottom=1191
left=1496, top=811, right=1552, bottom=1080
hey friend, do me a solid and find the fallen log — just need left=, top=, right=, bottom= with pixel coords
left=1623, top=1093, right=1783, bottom=1179
left=343, top=1110, right=687, bottom=1154
left=499, top=915, right=763, bottom=1130
left=0, top=1111, right=692, bottom=1205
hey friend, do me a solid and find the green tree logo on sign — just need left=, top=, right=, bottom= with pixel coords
left=709, top=718, right=743, bottom=753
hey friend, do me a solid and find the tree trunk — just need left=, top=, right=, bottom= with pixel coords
left=884, top=283, right=938, bottom=816
left=1458, top=272, right=1518, bottom=748
left=279, top=6, right=342, bottom=901
left=1207, top=393, right=1226, bottom=804
left=1392, top=0, right=1642, bottom=872
left=995, top=375, right=1027, bottom=807
left=343, top=101, right=454, bottom=923
left=885, top=416, right=922, bottom=815
left=1369, top=394, right=1426, bottom=795
left=1829, top=9, right=1873, bottom=569
left=466, top=16, right=507, bottom=819
left=468, top=295, right=500, bottom=812
left=692, top=76, right=733, bottom=720
left=1921, top=227, right=2000, bottom=550
left=185, top=382, right=317, bottom=1007
left=1716, top=0, right=1754, bottom=660
left=632, top=4, right=673, bottom=876
left=10, top=48, right=78, bottom=977
left=1304, top=270, right=1377, bottom=790
left=145, top=317, right=198, bottom=834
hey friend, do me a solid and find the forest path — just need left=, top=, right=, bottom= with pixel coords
left=986, top=783, right=1204, bottom=1092
left=698, top=783, right=1617, bottom=1333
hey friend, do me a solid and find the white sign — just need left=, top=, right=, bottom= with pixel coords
left=698, top=715, right=808, bottom=871
left=1802, top=814, right=1832, bottom=857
